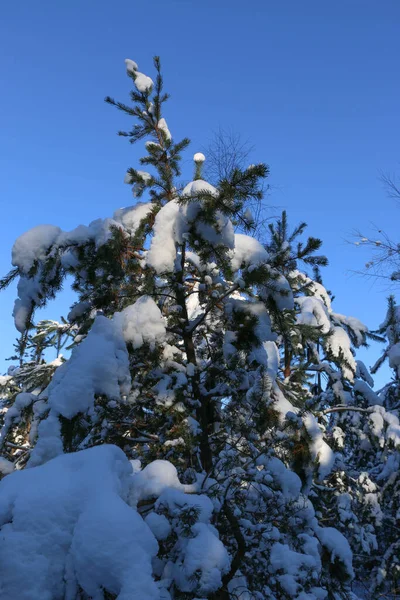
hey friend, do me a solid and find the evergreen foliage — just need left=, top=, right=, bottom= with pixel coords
left=0, top=56, right=399, bottom=600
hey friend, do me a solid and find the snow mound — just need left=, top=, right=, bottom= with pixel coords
left=230, top=233, right=269, bottom=271
left=147, top=200, right=180, bottom=273
left=12, top=225, right=62, bottom=274
left=30, top=316, right=131, bottom=466
left=0, top=445, right=159, bottom=600
left=135, top=72, right=154, bottom=93
left=117, top=296, right=166, bottom=350
left=114, top=201, right=154, bottom=233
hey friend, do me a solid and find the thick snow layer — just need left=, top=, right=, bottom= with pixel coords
left=257, top=456, right=302, bottom=499
left=57, top=218, right=122, bottom=249
left=304, top=414, right=335, bottom=479
left=12, top=225, right=62, bottom=273
left=271, top=384, right=299, bottom=422
left=293, top=271, right=331, bottom=310
left=0, top=445, right=159, bottom=600
left=179, top=522, right=230, bottom=594
left=269, top=542, right=320, bottom=596
left=30, top=316, right=131, bottom=466
left=13, top=274, right=42, bottom=332
left=353, top=379, right=382, bottom=406
left=260, top=273, right=294, bottom=311
left=314, top=526, right=354, bottom=579
left=194, top=152, right=206, bottom=163
left=182, top=179, right=218, bottom=198
left=156, top=488, right=214, bottom=524
left=147, top=200, right=180, bottom=273
left=356, top=360, right=374, bottom=387
left=230, top=233, right=269, bottom=271
left=116, top=296, right=166, bottom=350
left=382, top=407, right=400, bottom=446
left=332, top=313, right=368, bottom=347
left=195, top=212, right=234, bottom=249
left=181, top=180, right=234, bottom=249
left=114, top=201, right=154, bottom=233
left=130, top=460, right=185, bottom=505
left=145, top=512, right=171, bottom=541
left=134, top=71, right=154, bottom=93
left=158, top=118, right=172, bottom=140
left=296, top=296, right=331, bottom=334
left=326, top=326, right=356, bottom=381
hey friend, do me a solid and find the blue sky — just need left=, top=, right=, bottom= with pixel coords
left=1, top=0, right=399, bottom=384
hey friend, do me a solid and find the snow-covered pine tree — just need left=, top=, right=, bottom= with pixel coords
left=0, top=319, right=74, bottom=474
left=306, top=296, right=400, bottom=599
left=261, top=210, right=400, bottom=597
left=0, top=56, right=370, bottom=600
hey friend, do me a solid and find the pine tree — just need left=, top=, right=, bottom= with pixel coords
left=0, top=56, right=381, bottom=599
left=307, top=296, right=400, bottom=599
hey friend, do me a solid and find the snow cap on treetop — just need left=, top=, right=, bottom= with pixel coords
left=194, top=152, right=206, bottom=163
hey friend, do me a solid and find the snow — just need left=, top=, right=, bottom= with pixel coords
left=182, top=179, right=218, bottom=198
left=57, top=218, right=122, bottom=249
left=388, top=342, right=400, bottom=376
left=243, top=207, right=254, bottom=224
left=193, top=152, right=206, bottom=163
left=125, top=58, right=138, bottom=73
left=332, top=313, right=368, bottom=347
left=354, top=379, right=382, bottom=406
left=116, top=296, right=166, bottom=350
left=382, top=408, right=400, bottom=446
left=134, top=71, right=154, bottom=93
left=230, top=233, right=269, bottom=271
left=356, top=360, right=374, bottom=387
left=261, top=273, right=294, bottom=310
left=13, top=274, right=42, bottom=332
left=0, top=392, right=35, bottom=450
left=135, top=171, right=151, bottom=190
left=294, top=271, right=331, bottom=310
left=147, top=200, right=180, bottom=273
left=67, top=300, right=91, bottom=322
left=269, top=542, right=320, bottom=596
left=114, top=201, right=154, bottom=233
left=12, top=225, right=62, bottom=274
left=314, top=526, right=354, bottom=579
left=130, top=460, right=184, bottom=505
left=179, top=522, right=230, bottom=594
left=30, top=316, right=131, bottom=466
left=325, top=326, right=356, bottom=380
left=156, top=488, right=214, bottom=524
left=0, top=445, right=160, bottom=600
left=257, top=456, right=302, bottom=499
left=0, top=457, right=14, bottom=475
left=304, top=414, right=335, bottom=479
left=296, top=296, right=331, bottom=334
left=158, top=118, right=172, bottom=140
left=195, top=212, right=234, bottom=249
left=186, top=362, right=196, bottom=377
left=145, top=512, right=171, bottom=541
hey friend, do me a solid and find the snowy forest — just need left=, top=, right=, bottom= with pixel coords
left=0, top=57, right=399, bottom=600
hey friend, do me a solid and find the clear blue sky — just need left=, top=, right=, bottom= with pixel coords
left=1, top=0, right=399, bottom=385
